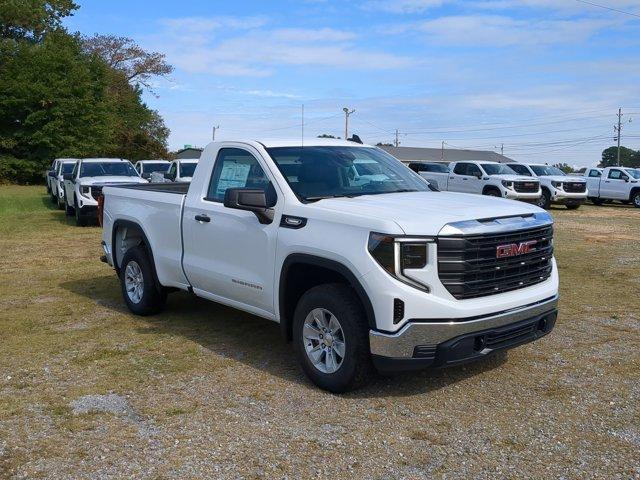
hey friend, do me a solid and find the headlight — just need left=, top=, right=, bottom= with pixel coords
left=501, top=180, right=514, bottom=189
left=368, top=233, right=431, bottom=292
left=551, top=181, right=563, bottom=189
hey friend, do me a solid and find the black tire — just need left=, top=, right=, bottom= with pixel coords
left=631, top=190, right=640, bottom=209
left=483, top=188, right=501, bottom=197
left=64, top=199, right=74, bottom=216
left=590, top=197, right=604, bottom=206
left=119, top=246, right=167, bottom=316
left=293, top=283, right=374, bottom=393
left=57, top=196, right=65, bottom=210
left=74, top=200, right=87, bottom=227
left=565, top=204, right=580, bottom=210
left=50, top=191, right=57, bottom=203
left=535, top=189, right=551, bottom=209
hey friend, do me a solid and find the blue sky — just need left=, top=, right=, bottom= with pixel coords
left=65, top=0, right=640, bottom=166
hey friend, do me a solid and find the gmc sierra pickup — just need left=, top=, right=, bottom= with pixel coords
left=583, top=167, right=640, bottom=207
left=100, top=139, right=559, bottom=392
left=506, top=163, right=587, bottom=209
left=419, top=161, right=542, bottom=202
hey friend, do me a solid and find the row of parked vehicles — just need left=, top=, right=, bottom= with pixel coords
left=45, top=158, right=199, bottom=225
left=408, top=161, right=640, bottom=209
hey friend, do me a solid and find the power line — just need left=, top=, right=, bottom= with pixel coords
left=574, top=0, right=640, bottom=19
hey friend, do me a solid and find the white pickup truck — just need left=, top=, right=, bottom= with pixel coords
left=506, top=163, right=587, bottom=210
left=419, top=161, right=542, bottom=202
left=63, top=158, right=148, bottom=226
left=100, top=139, right=559, bottom=392
left=584, top=167, right=640, bottom=207
left=163, top=159, right=199, bottom=183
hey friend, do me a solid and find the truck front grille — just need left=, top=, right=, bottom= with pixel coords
left=563, top=182, right=586, bottom=193
left=90, top=186, right=103, bottom=200
left=513, top=181, right=539, bottom=193
left=437, top=225, right=553, bottom=300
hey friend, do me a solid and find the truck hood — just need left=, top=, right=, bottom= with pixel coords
left=312, top=191, right=543, bottom=235
left=78, top=176, right=148, bottom=185
left=491, top=174, right=538, bottom=182
left=540, top=175, right=585, bottom=183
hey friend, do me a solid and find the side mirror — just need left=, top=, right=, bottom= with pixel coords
left=223, top=186, right=276, bottom=224
left=141, top=172, right=151, bottom=180
left=63, top=173, right=73, bottom=181
left=622, top=175, right=629, bottom=182
left=164, top=172, right=175, bottom=181
left=475, top=172, right=483, bottom=179
left=47, top=171, right=56, bottom=178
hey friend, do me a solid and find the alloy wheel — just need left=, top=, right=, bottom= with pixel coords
left=124, top=261, right=144, bottom=304
left=302, top=308, right=346, bottom=374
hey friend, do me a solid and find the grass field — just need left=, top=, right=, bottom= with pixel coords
left=0, top=185, right=638, bottom=478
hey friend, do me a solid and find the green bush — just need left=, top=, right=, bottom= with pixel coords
left=0, top=156, right=49, bottom=185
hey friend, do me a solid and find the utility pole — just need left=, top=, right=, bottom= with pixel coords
left=501, top=143, right=504, bottom=156
left=212, top=125, right=220, bottom=141
left=394, top=129, right=400, bottom=147
left=343, top=107, right=355, bottom=140
left=614, top=107, right=622, bottom=166
left=441, top=141, right=445, bottom=161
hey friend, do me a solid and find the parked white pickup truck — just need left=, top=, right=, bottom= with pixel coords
left=419, top=161, right=542, bottom=202
left=100, top=139, right=559, bottom=392
left=163, top=159, right=198, bottom=183
left=584, top=167, right=640, bottom=207
left=134, top=160, right=170, bottom=180
left=63, top=158, right=148, bottom=226
left=506, top=163, right=587, bottom=210
left=49, top=159, right=77, bottom=209
left=45, top=158, right=77, bottom=201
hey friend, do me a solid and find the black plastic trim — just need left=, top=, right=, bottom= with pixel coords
left=278, top=253, right=376, bottom=340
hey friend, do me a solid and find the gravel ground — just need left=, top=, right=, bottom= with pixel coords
left=0, top=187, right=638, bottom=479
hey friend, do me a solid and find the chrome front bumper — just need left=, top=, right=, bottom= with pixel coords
left=369, top=295, right=558, bottom=359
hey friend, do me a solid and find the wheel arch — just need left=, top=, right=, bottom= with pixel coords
left=278, top=253, right=376, bottom=342
left=629, top=186, right=640, bottom=201
left=111, top=220, right=163, bottom=290
left=482, top=184, right=501, bottom=195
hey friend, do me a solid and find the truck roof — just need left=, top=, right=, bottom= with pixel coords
left=81, top=158, right=129, bottom=163
left=136, top=159, right=169, bottom=163
left=254, top=138, right=373, bottom=148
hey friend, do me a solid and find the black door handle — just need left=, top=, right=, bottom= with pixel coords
left=194, top=214, right=210, bottom=223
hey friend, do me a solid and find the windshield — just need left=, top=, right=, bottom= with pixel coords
left=625, top=168, right=640, bottom=179
left=180, top=162, right=197, bottom=177
left=480, top=163, right=518, bottom=175
left=80, top=162, right=138, bottom=178
left=424, top=163, right=449, bottom=173
left=530, top=165, right=566, bottom=176
left=142, top=162, right=169, bottom=173
left=266, top=146, right=430, bottom=201
left=60, top=163, right=75, bottom=174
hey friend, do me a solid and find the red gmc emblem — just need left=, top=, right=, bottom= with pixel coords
left=496, top=240, right=537, bottom=258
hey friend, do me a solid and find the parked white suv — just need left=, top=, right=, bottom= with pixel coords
left=419, top=161, right=541, bottom=202
left=584, top=166, right=640, bottom=207
left=507, top=163, right=587, bottom=210
left=63, top=158, right=148, bottom=226
left=100, top=139, right=558, bottom=392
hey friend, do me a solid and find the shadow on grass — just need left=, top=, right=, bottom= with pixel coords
left=60, top=274, right=507, bottom=397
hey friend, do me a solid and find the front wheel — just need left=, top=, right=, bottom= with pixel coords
left=293, top=284, right=373, bottom=393
left=535, top=190, right=551, bottom=209
left=74, top=201, right=87, bottom=227
left=119, top=246, right=166, bottom=316
left=632, top=191, right=640, bottom=209
left=565, top=204, right=580, bottom=210
left=483, top=188, right=501, bottom=197
left=590, top=197, right=604, bottom=206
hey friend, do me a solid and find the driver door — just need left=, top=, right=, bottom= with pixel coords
left=181, top=146, right=281, bottom=318
left=601, top=169, right=627, bottom=199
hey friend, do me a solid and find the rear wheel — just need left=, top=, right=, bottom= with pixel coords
left=64, top=198, right=74, bottom=216
left=565, top=204, right=580, bottom=210
left=632, top=191, right=640, bottom=209
left=119, top=246, right=166, bottom=316
left=74, top=200, right=87, bottom=227
left=293, top=284, right=373, bottom=393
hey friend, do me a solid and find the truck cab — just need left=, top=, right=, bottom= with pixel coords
left=134, top=160, right=170, bottom=180
left=507, top=163, right=587, bottom=210
left=164, top=159, right=198, bottom=183
left=584, top=167, right=640, bottom=207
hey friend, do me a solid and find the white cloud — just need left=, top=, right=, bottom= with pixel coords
left=362, top=0, right=444, bottom=13
left=151, top=18, right=414, bottom=76
left=383, top=15, right=613, bottom=46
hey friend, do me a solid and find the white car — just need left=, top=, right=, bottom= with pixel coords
left=419, top=161, right=542, bottom=202
left=134, top=160, right=170, bottom=180
left=50, top=159, right=78, bottom=209
left=100, top=139, right=559, bottom=392
left=164, top=159, right=198, bottom=183
left=584, top=167, right=640, bottom=207
left=63, top=158, right=148, bottom=226
left=506, top=163, right=587, bottom=210
left=46, top=158, right=77, bottom=201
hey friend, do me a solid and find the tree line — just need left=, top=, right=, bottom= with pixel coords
left=0, top=0, right=173, bottom=184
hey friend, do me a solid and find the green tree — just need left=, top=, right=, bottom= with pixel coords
left=0, top=0, right=78, bottom=40
left=600, top=146, right=637, bottom=167
left=317, top=134, right=339, bottom=139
